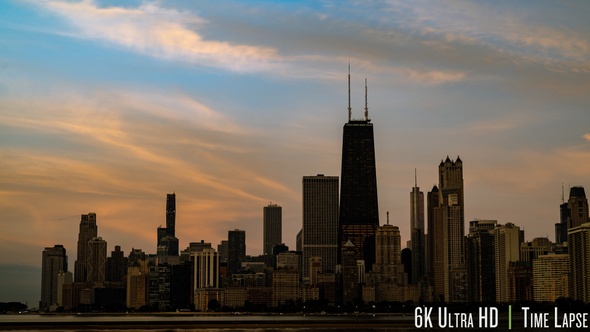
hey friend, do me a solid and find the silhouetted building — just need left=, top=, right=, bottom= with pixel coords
left=263, top=204, right=282, bottom=256
left=410, top=172, right=425, bottom=284
left=40, top=245, right=67, bottom=310
left=74, top=213, right=97, bottom=282
left=106, top=245, right=128, bottom=283
left=568, top=222, right=590, bottom=302
left=567, top=186, right=590, bottom=230
left=166, top=193, right=176, bottom=236
left=466, top=229, right=496, bottom=303
left=426, top=186, right=440, bottom=295
left=228, top=229, right=246, bottom=275
left=520, top=238, right=551, bottom=263
left=302, top=175, right=339, bottom=280
left=339, top=72, right=379, bottom=270
left=157, top=193, right=178, bottom=256
left=87, top=237, right=107, bottom=283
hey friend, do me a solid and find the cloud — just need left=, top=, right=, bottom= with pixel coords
left=585, top=133, right=590, bottom=141
left=38, top=0, right=280, bottom=72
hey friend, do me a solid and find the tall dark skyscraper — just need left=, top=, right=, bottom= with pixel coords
left=339, top=71, right=379, bottom=270
left=566, top=186, right=590, bottom=230
left=263, top=203, right=282, bottom=256
left=410, top=171, right=425, bottom=284
left=40, top=245, right=67, bottom=310
left=228, top=229, right=246, bottom=275
left=157, top=193, right=179, bottom=256
left=166, top=193, right=176, bottom=236
left=74, top=213, right=97, bottom=282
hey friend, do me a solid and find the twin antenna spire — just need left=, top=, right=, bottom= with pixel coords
left=347, top=63, right=369, bottom=122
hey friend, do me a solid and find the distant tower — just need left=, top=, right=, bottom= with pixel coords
left=86, top=237, right=107, bottom=283
left=426, top=185, right=440, bottom=293
left=566, top=186, right=590, bottom=230
left=432, top=156, right=466, bottom=302
left=228, top=229, right=246, bottom=275
left=166, top=193, right=176, bottom=236
left=263, top=203, right=282, bottom=256
left=302, top=174, right=339, bottom=279
left=158, top=193, right=179, bottom=256
left=40, top=245, right=67, bottom=310
left=466, top=220, right=497, bottom=303
left=339, top=69, right=379, bottom=270
left=74, top=213, right=97, bottom=282
left=494, top=223, right=521, bottom=303
left=410, top=170, right=425, bottom=284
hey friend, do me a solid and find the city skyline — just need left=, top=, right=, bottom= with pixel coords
left=2, top=1, right=590, bottom=305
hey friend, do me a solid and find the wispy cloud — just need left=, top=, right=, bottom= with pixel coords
left=585, top=133, right=590, bottom=142
left=38, top=0, right=281, bottom=72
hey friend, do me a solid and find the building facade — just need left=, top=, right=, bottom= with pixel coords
left=263, top=204, right=282, bottom=256
left=568, top=222, right=590, bottom=302
left=74, top=213, right=97, bottom=282
left=302, top=175, right=339, bottom=280
left=40, top=245, right=68, bottom=310
left=339, top=75, right=379, bottom=270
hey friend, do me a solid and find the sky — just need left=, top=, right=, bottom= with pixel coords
left=1, top=0, right=590, bottom=306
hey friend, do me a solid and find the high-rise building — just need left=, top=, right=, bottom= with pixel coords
left=263, top=204, right=282, bottom=256
left=339, top=72, right=379, bottom=270
left=40, top=245, right=67, bottom=310
left=166, top=193, right=176, bottom=236
left=228, top=229, right=246, bottom=275
left=533, top=254, right=570, bottom=302
left=106, top=245, right=128, bottom=283
left=566, top=187, right=590, bottom=230
left=568, top=222, right=590, bottom=302
left=192, top=248, right=220, bottom=289
left=426, top=186, right=440, bottom=295
left=494, top=223, right=521, bottom=303
left=157, top=193, right=179, bottom=256
left=556, top=186, right=569, bottom=244
left=372, top=220, right=405, bottom=284
left=302, top=175, right=339, bottom=280
left=74, top=213, right=98, bottom=282
left=410, top=171, right=425, bottom=284
left=466, top=228, right=496, bottom=303
left=86, top=237, right=107, bottom=283
left=432, top=156, right=466, bottom=302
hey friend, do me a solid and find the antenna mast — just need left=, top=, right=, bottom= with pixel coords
left=364, top=78, right=368, bottom=121
left=348, top=63, right=351, bottom=122
left=387, top=211, right=390, bottom=225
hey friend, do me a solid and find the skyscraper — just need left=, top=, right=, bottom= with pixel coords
left=228, top=229, right=246, bottom=275
left=263, top=203, right=282, bottom=256
left=566, top=186, right=590, bottom=230
left=86, top=237, right=107, bottom=283
left=74, top=213, right=97, bottom=282
left=166, top=193, right=176, bottom=236
left=426, top=185, right=440, bottom=294
left=157, top=193, right=179, bottom=256
left=466, top=221, right=497, bottom=303
left=40, top=245, right=67, bottom=310
left=432, top=156, right=466, bottom=302
left=302, top=175, right=339, bottom=280
left=339, top=71, right=379, bottom=270
left=494, top=222, right=521, bottom=303
left=568, top=222, right=590, bottom=302
left=410, top=171, right=425, bottom=284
